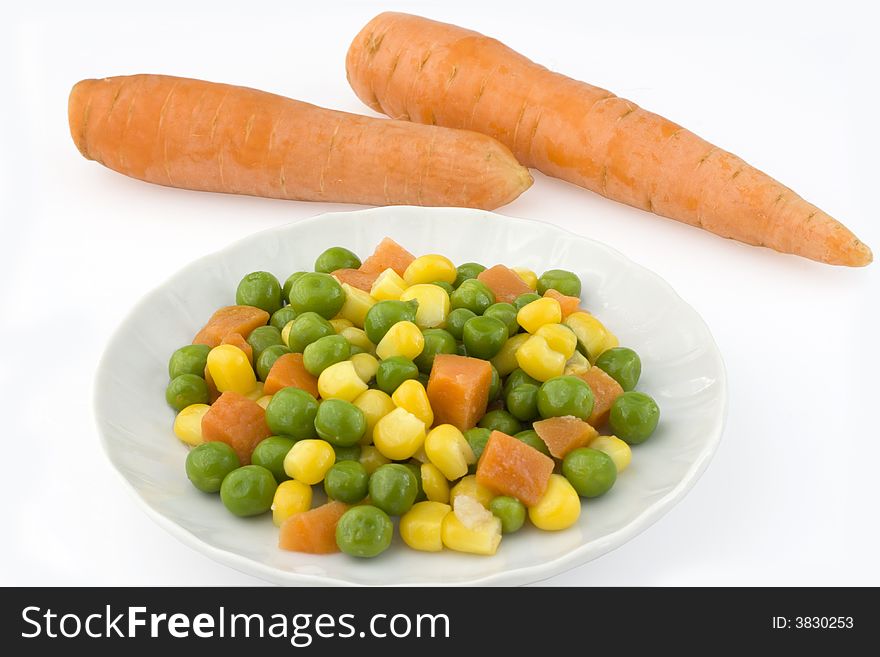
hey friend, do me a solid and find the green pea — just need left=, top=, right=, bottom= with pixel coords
left=334, top=444, right=362, bottom=462
left=450, top=279, right=495, bottom=314
left=324, top=461, right=369, bottom=504
left=287, top=311, right=334, bottom=353
left=288, top=272, right=345, bottom=319
left=563, top=448, right=617, bottom=497
left=430, top=280, right=455, bottom=295
left=368, top=464, right=418, bottom=516
left=484, top=303, right=519, bottom=337
left=165, top=374, right=209, bottom=412
left=537, top=375, right=595, bottom=421
left=537, top=269, right=582, bottom=297
left=282, top=272, right=307, bottom=304
left=455, top=342, right=468, bottom=356
left=595, top=347, right=642, bottom=392
left=478, top=409, right=522, bottom=435
left=349, top=344, right=366, bottom=356
left=514, top=429, right=551, bottom=456
left=236, top=271, right=282, bottom=314
left=462, top=315, right=508, bottom=360
left=417, top=372, right=431, bottom=388
left=464, top=428, right=491, bottom=463
left=402, top=462, right=427, bottom=502
left=185, top=442, right=240, bottom=493
left=269, top=306, right=298, bottom=331
left=314, top=246, right=361, bottom=274
left=513, top=292, right=542, bottom=311
left=303, top=335, right=351, bottom=377
left=315, top=399, right=366, bottom=447
left=246, top=325, right=283, bottom=361
left=219, top=465, right=277, bottom=516
left=364, top=299, right=419, bottom=344
left=502, top=368, right=540, bottom=399
left=376, top=356, right=419, bottom=394
left=336, top=505, right=393, bottom=558
left=506, top=383, right=540, bottom=422
left=250, top=436, right=296, bottom=483
left=610, top=392, right=660, bottom=444
left=446, top=308, right=477, bottom=340
left=256, top=344, right=290, bottom=381
left=168, top=344, right=210, bottom=379
left=489, top=496, right=526, bottom=533
left=265, top=387, right=319, bottom=440
left=454, top=262, right=486, bottom=288
left=487, top=364, right=501, bottom=402
left=413, top=328, right=456, bottom=373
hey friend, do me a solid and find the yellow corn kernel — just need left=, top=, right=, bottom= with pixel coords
left=375, top=320, right=425, bottom=360
left=535, top=323, right=577, bottom=360
left=400, top=501, right=451, bottom=552
left=244, top=382, right=265, bottom=401
left=399, top=283, right=450, bottom=329
left=317, top=360, right=368, bottom=402
left=517, top=297, right=562, bottom=334
left=350, top=352, right=379, bottom=383
left=206, top=344, right=257, bottom=395
left=173, top=403, right=211, bottom=446
left=424, top=424, right=475, bottom=481
left=256, top=394, right=273, bottom=409
left=563, top=350, right=591, bottom=377
left=421, top=462, right=451, bottom=503
left=329, top=317, right=354, bottom=333
left=281, top=320, right=296, bottom=347
left=515, top=335, right=566, bottom=382
left=449, top=475, right=495, bottom=509
left=283, top=439, right=335, bottom=485
left=411, top=444, right=429, bottom=463
left=528, top=474, right=581, bottom=531
left=337, top=283, right=376, bottom=328
left=403, top=254, right=457, bottom=285
left=441, top=505, right=502, bottom=555
left=372, top=407, right=426, bottom=460
left=370, top=268, right=409, bottom=301
left=359, top=445, right=391, bottom=474
left=589, top=435, right=632, bottom=473
left=339, top=326, right=375, bottom=355
left=391, top=379, right=434, bottom=428
left=353, top=389, right=395, bottom=444
left=271, top=479, right=313, bottom=526
left=564, top=312, right=618, bottom=363
left=490, top=333, right=530, bottom=377
left=511, top=267, right=538, bottom=290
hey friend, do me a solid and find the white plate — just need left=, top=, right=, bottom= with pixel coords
left=94, top=206, right=727, bottom=586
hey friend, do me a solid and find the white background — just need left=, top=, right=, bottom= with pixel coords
left=2, top=0, right=878, bottom=586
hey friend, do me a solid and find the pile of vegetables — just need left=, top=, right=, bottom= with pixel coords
left=166, top=238, right=660, bottom=558
left=68, top=15, right=870, bottom=266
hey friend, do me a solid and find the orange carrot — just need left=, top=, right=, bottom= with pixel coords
left=193, top=305, right=269, bottom=348
left=68, top=74, right=531, bottom=210
left=346, top=13, right=872, bottom=266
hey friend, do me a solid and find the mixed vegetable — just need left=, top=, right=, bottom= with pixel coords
left=166, top=237, right=660, bottom=558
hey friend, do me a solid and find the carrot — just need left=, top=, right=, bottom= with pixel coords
left=426, top=354, right=492, bottom=431
left=220, top=332, right=253, bottom=365
left=193, top=305, right=269, bottom=348
left=68, top=74, right=531, bottom=210
left=278, top=501, right=349, bottom=554
left=346, top=13, right=872, bottom=267
left=475, top=430, right=554, bottom=506
left=201, top=391, right=271, bottom=465
left=263, top=353, right=319, bottom=397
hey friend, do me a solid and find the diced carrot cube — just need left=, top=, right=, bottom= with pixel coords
left=204, top=364, right=221, bottom=403
left=220, top=332, right=254, bottom=365
left=577, top=366, right=624, bottom=427
left=477, top=265, right=533, bottom=303
left=533, top=416, right=598, bottom=459
left=475, top=430, right=554, bottom=506
left=426, top=354, right=492, bottom=431
left=193, top=305, right=269, bottom=347
left=543, top=289, right=581, bottom=318
left=263, top=353, right=319, bottom=397
left=332, top=268, right=379, bottom=292
left=278, top=501, right=349, bottom=554
left=201, top=391, right=271, bottom=465
left=359, top=237, right=416, bottom=277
